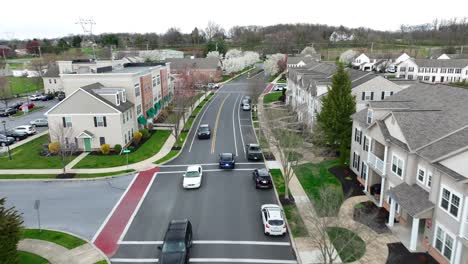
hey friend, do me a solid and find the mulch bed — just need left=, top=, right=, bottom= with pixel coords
left=263, top=151, right=276, bottom=160
left=279, top=194, right=295, bottom=206
left=56, top=173, right=76, bottom=179
left=386, top=243, right=439, bottom=264
left=87, top=131, right=156, bottom=156
left=329, top=166, right=364, bottom=197
left=354, top=201, right=391, bottom=234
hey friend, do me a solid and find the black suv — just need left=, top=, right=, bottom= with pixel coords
left=253, top=168, right=273, bottom=189
left=0, top=108, right=17, bottom=117
left=219, top=153, right=235, bottom=169
left=197, top=124, right=211, bottom=139
left=159, top=219, right=193, bottom=264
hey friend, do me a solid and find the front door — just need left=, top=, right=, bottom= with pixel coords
left=84, top=138, right=91, bottom=152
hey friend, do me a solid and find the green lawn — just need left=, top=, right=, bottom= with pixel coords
left=268, top=73, right=281, bottom=82
left=21, top=229, right=86, bottom=250
left=263, top=92, right=283, bottom=104
left=74, top=130, right=171, bottom=168
left=154, top=149, right=180, bottom=164
left=18, top=251, right=49, bottom=264
left=270, top=169, right=308, bottom=237
left=276, top=79, right=287, bottom=84
left=76, top=169, right=135, bottom=178
left=450, top=81, right=468, bottom=88
left=327, top=227, right=366, bottom=263
left=7, top=77, right=44, bottom=95
left=0, top=169, right=135, bottom=179
left=94, top=261, right=108, bottom=264
left=7, top=63, right=24, bottom=70
left=221, top=75, right=232, bottom=82
left=0, top=135, right=76, bottom=169
left=12, top=106, right=45, bottom=117
left=294, top=159, right=343, bottom=215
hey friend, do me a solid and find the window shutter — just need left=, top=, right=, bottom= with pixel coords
left=361, top=92, right=365, bottom=100
left=370, top=92, right=374, bottom=100
left=94, top=117, right=97, bottom=127
left=362, top=137, right=366, bottom=150
left=390, top=91, right=394, bottom=95
left=357, top=155, right=360, bottom=171
left=354, top=128, right=357, bottom=141
left=62, top=117, right=66, bottom=128
left=381, top=91, right=385, bottom=100
left=103, top=116, right=107, bottom=127
left=359, top=131, right=362, bottom=144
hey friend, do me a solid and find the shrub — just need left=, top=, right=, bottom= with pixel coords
left=133, top=131, right=143, bottom=145
left=48, top=142, right=60, bottom=154
left=140, top=128, right=150, bottom=139
left=100, top=144, right=111, bottom=155
left=155, top=109, right=169, bottom=123
left=114, top=144, right=122, bottom=154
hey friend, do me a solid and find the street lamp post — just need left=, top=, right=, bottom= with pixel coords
left=2, top=120, right=12, bottom=160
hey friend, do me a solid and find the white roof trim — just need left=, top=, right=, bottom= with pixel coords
left=44, top=88, right=81, bottom=116
left=79, top=88, right=123, bottom=113
left=76, top=131, right=94, bottom=139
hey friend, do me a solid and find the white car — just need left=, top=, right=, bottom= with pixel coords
left=14, top=125, right=36, bottom=135
left=273, top=85, right=286, bottom=91
left=261, top=204, right=287, bottom=236
left=28, top=94, right=42, bottom=101
left=183, top=165, right=203, bottom=189
left=242, top=103, right=251, bottom=111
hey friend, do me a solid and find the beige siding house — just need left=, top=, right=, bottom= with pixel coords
left=45, top=83, right=136, bottom=151
left=350, top=83, right=468, bottom=264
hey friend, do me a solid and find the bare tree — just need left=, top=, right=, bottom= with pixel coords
left=247, top=74, right=265, bottom=107
left=205, top=21, right=225, bottom=41
left=0, top=77, right=13, bottom=108
left=48, top=123, right=78, bottom=175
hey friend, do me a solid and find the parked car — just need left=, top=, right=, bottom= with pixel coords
left=30, top=118, right=48, bottom=127
left=11, top=101, right=25, bottom=109
left=0, top=108, right=17, bottom=117
left=261, top=204, right=287, bottom=236
left=183, top=165, right=203, bottom=189
left=158, top=219, right=193, bottom=264
left=240, top=96, right=251, bottom=107
left=197, top=124, right=211, bottom=139
left=242, top=103, right=251, bottom=111
left=219, top=153, right=236, bottom=169
left=41, top=94, right=54, bottom=101
left=246, top=143, right=263, bottom=161
left=28, top=94, right=42, bottom=101
left=57, top=92, right=66, bottom=101
left=253, top=168, right=273, bottom=189
left=0, top=134, right=15, bottom=146
left=14, top=125, right=36, bottom=135
left=273, top=84, right=286, bottom=91
left=19, top=103, right=35, bottom=110
left=4, top=130, right=28, bottom=140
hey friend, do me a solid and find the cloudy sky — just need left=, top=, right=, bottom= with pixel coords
left=1, top=0, right=467, bottom=39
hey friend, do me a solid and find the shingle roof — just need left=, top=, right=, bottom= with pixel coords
left=445, top=54, right=468, bottom=59
left=417, top=126, right=468, bottom=162
left=388, top=183, right=434, bottom=218
left=413, top=58, right=468, bottom=68
left=377, top=120, right=409, bottom=151
left=81, top=83, right=134, bottom=113
left=287, top=56, right=319, bottom=66
left=353, top=76, right=402, bottom=93
left=43, top=65, right=60, bottom=77
left=166, top=58, right=220, bottom=71
left=432, top=162, right=467, bottom=182
left=351, top=109, right=368, bottom=128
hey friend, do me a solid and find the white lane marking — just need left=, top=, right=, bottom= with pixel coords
left=110, top=258, right=158, bottom=263
left=92, top=173, right=139, bottom=242
left=160, top=162, right=261, bottom=167
left=238, top=96, right=246, bottom=157
left=117, top=173, right=158, bottom=244
left=189, top=259, right=297, bottom=263
left=188, top=93, right=218, bottom=153
left=232, top=95, right=240, bottom=156
left=119, top=240, right=290, bottom=246
left=156, top=168, right=265, bottom=174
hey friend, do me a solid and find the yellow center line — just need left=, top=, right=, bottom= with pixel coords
left=211, top=94, right=231, bottom=154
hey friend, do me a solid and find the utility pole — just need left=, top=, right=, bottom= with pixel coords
left=146, top=43, right=149, bottom=51
left=38, top=46, right=42, bottom=58
left=370, top=42, right=374, bottom=54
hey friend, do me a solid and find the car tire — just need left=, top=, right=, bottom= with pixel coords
left=255, top=185, right=259, bottom=189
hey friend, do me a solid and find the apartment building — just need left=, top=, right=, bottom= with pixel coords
left=396, top=59, right=468, bottom=83
left=351, top=53, right=410, bottom=72
left=350, top=83, right=468, bottom=264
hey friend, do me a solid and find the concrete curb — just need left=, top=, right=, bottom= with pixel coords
left=22, top=228, right=110, bottom=264
left=154, top=92, right=215, bottom=165
left=253, top=94, right=302, bottom=264
left=0, top=171, right=136, bottom=182
left=218, top=65, right=256, bottom=85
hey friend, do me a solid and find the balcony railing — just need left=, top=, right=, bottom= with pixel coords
left=368, top=152, right=384, bottom=175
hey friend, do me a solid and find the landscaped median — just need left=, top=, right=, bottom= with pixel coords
left=21, top=229, right=86, bottom=249
left=154, top=92, right=215, bottom=164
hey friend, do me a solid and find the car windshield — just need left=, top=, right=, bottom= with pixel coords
left=162, top=241, right=186, bottom=253
left=185, top=171, right=200, bottom=177
left=242, top=99, right=250, bottom=104
left=268, top=220, right=284, bottom=226
left=249, top=146, right=260, bottom=151
left=220, top=154, right=232, bottom=161
left=199, top=127, right=209, bottom=132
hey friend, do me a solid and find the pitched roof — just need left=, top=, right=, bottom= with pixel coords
left=444, top=54, right=468, bottom=59
left=81, top=83, right=134, bottom=113
left=413, top=58, right=468, bottom=68
left=417, top=126, right=468, bottom=162
left=353, top=75, right=402, bottom=92
left=388, top=183, right=434, bottom=218
left=43, top=64, right=60, bottom=77
left=166, top=58, right=220, bottom=71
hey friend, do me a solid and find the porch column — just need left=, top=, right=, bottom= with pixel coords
left=382, top=145, right=388, bottom=176
left=453, top=238, right=462, bottom=264
left=409, top=217, right=420, bottom=251
left=388, top=198, right=395, bottom=227
left=379, top=177, right=385, bottom=207
left=364, top=167, right=369, bottom=192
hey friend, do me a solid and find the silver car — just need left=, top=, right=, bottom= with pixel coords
left=30, top=118, right=48, bottom=127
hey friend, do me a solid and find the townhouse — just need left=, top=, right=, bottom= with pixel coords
left=350, top=83, right=468, bottom=264
left=396, top=59, right=468, bottom=83
left=286, top=62, right=403, bottom=128
left=352, top=53, right=410, bottom=72
left=287, top=55, right=320, bottom=69
left=45, top=62, right=173, bottom=151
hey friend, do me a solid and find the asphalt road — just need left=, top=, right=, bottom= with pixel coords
left=112, top=73, right=297, bottom=263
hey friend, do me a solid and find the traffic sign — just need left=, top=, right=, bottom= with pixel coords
left=123, top=150, right=131, bottom=153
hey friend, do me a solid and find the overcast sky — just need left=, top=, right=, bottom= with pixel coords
left=1, top=0, right=467, bottom=40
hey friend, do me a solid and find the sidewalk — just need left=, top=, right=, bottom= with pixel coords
left=19, top=238, right=108, bottom=264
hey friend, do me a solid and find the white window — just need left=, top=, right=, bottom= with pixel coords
left=64, top=116, right=72, bottom=128
left=426, top=171, right=432, bottom=188
left=363, top=136, right=370, bottom=152
left=354, top=128, right=362, bottom=144
left=448, top=68, right=454, bottom=74
left=157, top=75, right=161, bottom=85
left=367, top=110, right=373, bottom=124
left=152, top=76, right=156, bottom=87
left=352, top=152, right=360, bottom=171
left=362, top=91, right=373, bottom=101
left=441, top=68, right=447, bottom=73
left=381, top=91, right=394, bottom=100
left=134, top=83, right=141, bottom=97
left=96, top=116, right=105, bottom=127
left=48, top=79, right=52, bottom=84
left=439, top=186, right=461, bottom=219
left=434, top=224, right=455, bottom=261
left=455, top=68, right=462, bottom=74
left=424, top=76, right=430, bottom=81
left=54, top=79, right=57, bottom=84
left=116, top=93, right=121, bottom=105
left=122, top=91, right=127, bottom=102
left=137, top=104, right=142, bottom=115
left=417, top=166, right=426, bottom=184
left=361, top=163, right=367, bottom=180
left=391, top=154, right=404, bottom=178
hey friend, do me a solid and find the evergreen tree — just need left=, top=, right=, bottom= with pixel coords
left=316, top=63, right=356, bottom=165
left=71, top=36, right=82, bottom=48
left=0, top=198, right=24, bottom=264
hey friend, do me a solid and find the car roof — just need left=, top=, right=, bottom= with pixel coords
left=256, top=168, right=269, bottom=176
left=262, top=205, right=283, bottom=220
left=166, top=220, right=189, bottom=241
left=249, top=143, right=260, bottom=147
left=220, top=153, right=233, bottom=157
left=187, top=165, right=200, bottom=171
left=199, top=124, right=209, bottom=128
left=16, top=125, right=32, bottom=128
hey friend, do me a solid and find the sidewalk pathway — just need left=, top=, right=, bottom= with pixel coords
left=10, top=130, right=48, bottom=150
left=19, top=238, right=108, bottom=264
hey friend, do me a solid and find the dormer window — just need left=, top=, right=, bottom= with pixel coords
left=122, top=90, right=127, bottom=103
left=367, top=109, right=374, bottom=124
left=116, top=93, right=121, bottom=106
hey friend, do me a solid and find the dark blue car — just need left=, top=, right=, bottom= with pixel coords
left=219, top=153, right=235, bottom=169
